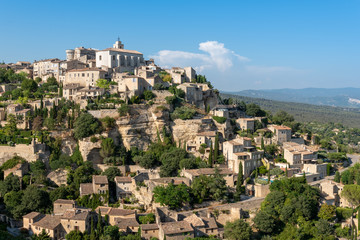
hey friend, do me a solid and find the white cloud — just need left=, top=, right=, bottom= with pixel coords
left=150, top=41, right=249, bottom=72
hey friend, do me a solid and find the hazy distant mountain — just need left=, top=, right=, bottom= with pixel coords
left=226, top=88, right=360, bottom=108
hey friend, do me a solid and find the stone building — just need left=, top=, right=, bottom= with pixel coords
left=3, top=162, right=29, bottom=179
left=223, top=137, right=263, bottom=178
left=114, top=176, right=133, bottom=199
left=181, top=168, right=236, bottom=187
left=267, top=124, right=292, bottom=144
left=141, top=224, right=160, bottom=240
left=53, top=199, right=76, bottom=215
left=165, top=67, right=195, bottom=84
left=80, top=175, right=109, bottom=196
left=159, top=221, right=194, bottom=240
left=66, top=46, right=97, bottom=64
left=236, top=118, right=255, bottom=132
left=33, top=58, right=62, bottom=81
left=96, top=40, right=144, bottom=72
left=64, top=68, right=107, bottom=88
left=96, top=206, right=136, bottom=226
left=283, top=142, right=318, bottom=168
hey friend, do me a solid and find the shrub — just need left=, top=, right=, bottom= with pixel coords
left=143, top=90, right=156, bottom=101
left=90, top=136, right=98, bottom=143
left=118, top=104, right=129, bottom=117
left=1, top=156, right=26, bottom=171
left=212, top=116, right=227, bottom=124
left=171, top=106, right=196, bottom=120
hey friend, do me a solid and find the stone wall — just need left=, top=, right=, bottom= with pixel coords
left=88, top=109, right=119, bottom=119
left=0, top=143, right=38, bottom=165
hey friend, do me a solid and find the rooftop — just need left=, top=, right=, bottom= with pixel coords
left=183, top=168, right=234, bottom=176
left=101, top=48, right=142, bottom=55
left=54, top=199, right=75, bottom=205
left=23, top=212, right=43, bottom=220
left=32, top=215, right=61, bottom=230
left=93, top=175, right=108, bottom=184
left=114, top=176, right=132, bottom=183
left=141, top=223, right=159, bottom=231
left=161, top=221, right=193, bottom=235
left=115, top=217, right=139, bottom=229
left=68, top=68, right=106, bottom=72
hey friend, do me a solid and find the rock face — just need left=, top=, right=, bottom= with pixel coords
left=78, top=137, right=102, bottom=163
left=116, top=104, right=169, bottom=150
left=47, top=169, right=69, bottom=186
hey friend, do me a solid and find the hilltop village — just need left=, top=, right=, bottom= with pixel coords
left=0, top=40, right=359, bottom=240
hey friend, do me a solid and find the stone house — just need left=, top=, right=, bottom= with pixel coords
left=141, top=223, right=160, bottom=240
left=64, top=68, right=107, bottom=88
left=79, top=175, right=109, bottom=196
left=180, top=168, right=236, bottom=187
left=165, top=67, right=195, bottom=84
left=115, top=217, right=140, bottom=233
left=114, top=176, right=133, bottom=200
left=96, top=206, right=136, bottom=226
left=159, top=221, right=194, bottom=240
left=33, top=58, right=62, bottom=81
left=267, top=125, right=292, bottom=144
left=3, top=162, right=29, bottom=179
left=236, top=118, right=255, bottom=132
left=30, top=215, right=64, bottom=240
left=183, top=214, right=218, bottom=238
left=53, top=199, right=76, bottom=215
left=283, top=142, right=318, bottom=168
left=177, top=83, right=209, bottom=109
left=303, top=163, right=327, bottom=179
left=60, top=208, right=92, bottom=234
left=117, top=75, right=152, bottom=99
left=223, top=138, right=264, bottom=178
left=6, top=103, right=31, bottom=120
left=22, top=212, right=45, bottom=234
left=186, top=131, right=217, bottom=152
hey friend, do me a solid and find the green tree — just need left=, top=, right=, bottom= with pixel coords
left=214, top=133, right=219, bottom=162
left=21, top=78, right=38, bottom=92
left=160, top=148, right=187, bottom=177
left=100, top=138, right=115, bottom=158
left=224, top=219, right=253, bottom=240
left=34, top=229, right=52, bottom=240
left=103, top=225, right=120, bottom=240
left=96, top=78, right=110, bottom=89
left=261, top=137, right=265, bottom=150
left=236, top=162, right=244, bottom=193
left=118, top=104, right=129, bottom=117
left=65, top=230, right=83, bottom=240
left=334, top=171, right=341, bottom=183
left=74, top=113, right=102, bottom=139
left=341, top=184, right=360, bottom=207
left=153, top=183, right=190, bottom=209
left=102, top=167, right=121, bottom=182
left=97, top=209, right=103, bottom=235
left=326, top=163, right=331, bottom=176
left=253, top=209, right=277, bottom=234
left=4, top=114, right=17, bottom=136
left=318, top=204, right=336, bottom=221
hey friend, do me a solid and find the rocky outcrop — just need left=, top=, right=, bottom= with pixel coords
left=78, top=137, right=102, bottom=163
left=47, top=169, right=69, bottom=186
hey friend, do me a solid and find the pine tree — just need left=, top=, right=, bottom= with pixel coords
left=208, top=141, right=213, bottom=167
left=285, top=166, right=288, bottom=177
left=214, top=133, right=219, bottom=163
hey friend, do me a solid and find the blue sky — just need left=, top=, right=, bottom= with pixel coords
left=1, top=0, right=359, bottom=91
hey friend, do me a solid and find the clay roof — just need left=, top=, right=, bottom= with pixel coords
left=115, top=217, right=139, bottom=229
left=115, top=176, right=132, bottom=183
left=54, top=199, right=75, bottom=205
left=108, top=208, right=135, bottom=216
left=34, top=58, right=60, bottom=63
left=234, top=152, right=250, bottom=156
left=141, top=223, right=159, bottom=231
left=80, top=183, right=94, bottom=195
left=62, top=209, right=91, bottom=220
left=68, top=68, right=106, bottom=72
left=184, top=214, right=205, bottom=227
left=33, top=215, right=62, bottom=230
left=93, top=175, right=108, bottom=184
left=101, top=48, right=142, bottom=55
left=23, top=212, right=43, bottom=220
left=202, top=217, right=218, bottom=229
left=161, top=221, right=193, bottom=235
left=271, top=125, right=291, bottom=130
left=151, top=177, right=190, bottom=186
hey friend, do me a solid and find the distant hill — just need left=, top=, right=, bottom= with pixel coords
left=220, top=93, right=360, bottom=128
left=225, top=88, right=360, bottom=108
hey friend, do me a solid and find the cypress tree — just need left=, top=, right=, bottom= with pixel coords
left=214, top=133, right=219, bottom=162
left=261, top=137, right=265, bottom=150
left=208, top=141, right=213, bottom=167
left=237, top=162, right=244, bottom=189
left=97, top=209, right=102, bottom=235
left=268, top=170, right=271, bottom=184
left=285, top=166, right=288, bottom=177
left=90, top=216, right=96, bottom=240
left=334, top=171, right=341, bottom=183
left=358, top=209, right=360, bottom=231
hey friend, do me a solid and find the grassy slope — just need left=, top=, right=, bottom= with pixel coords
left=221, top=93, right=360, bottom=128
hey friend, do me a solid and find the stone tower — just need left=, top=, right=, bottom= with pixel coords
left=113, top=38, right=124, bottom=49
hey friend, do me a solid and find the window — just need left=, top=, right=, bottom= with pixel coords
left=99, top=56, right=102, bottom=60
left=113, top=55, right=115, bottom=60
left=82, top=73, right=85, bottom=77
